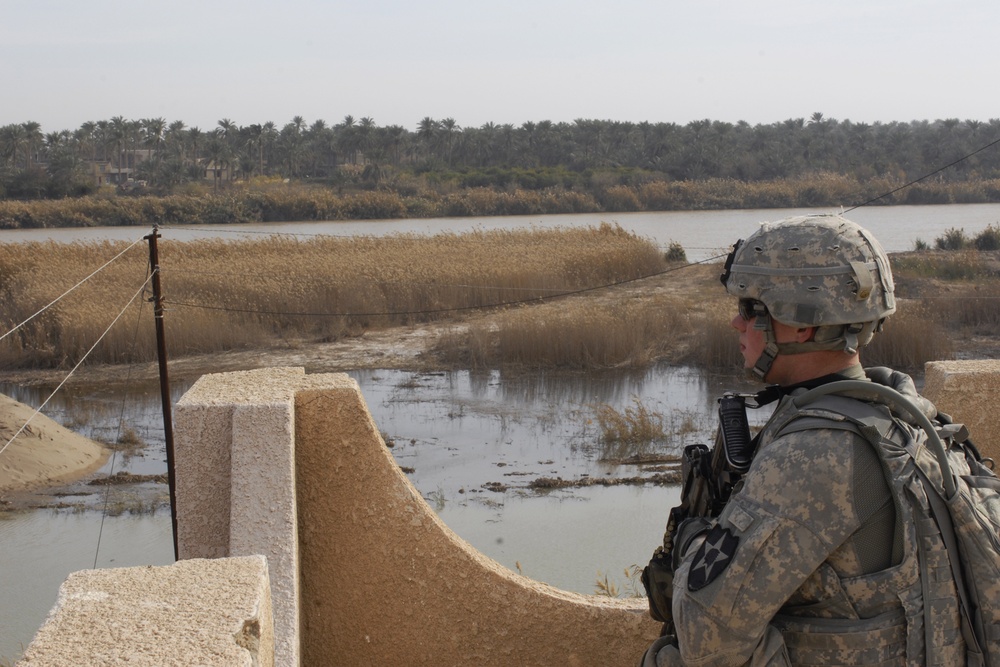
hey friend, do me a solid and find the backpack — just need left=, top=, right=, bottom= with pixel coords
left=789, top=380, right=1000, bottom=667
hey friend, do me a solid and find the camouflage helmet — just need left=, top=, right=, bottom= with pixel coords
left=721, top=214, right=896, bottom=375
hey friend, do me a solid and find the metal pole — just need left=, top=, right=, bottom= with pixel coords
left=145, top=227, right=178, bottom=561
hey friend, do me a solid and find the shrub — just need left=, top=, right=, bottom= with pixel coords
left=935, top=227, right=969, bottom=250
left=973, top=224, right=1000, bottom=251
left=665, top=242, right=687, bottom=263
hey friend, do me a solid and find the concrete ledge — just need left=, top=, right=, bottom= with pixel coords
left=17, top=555, right=273, bottom=667
left=176, top=367, right=660, bottom=666
left=923, top=359, right=1000, bottom=462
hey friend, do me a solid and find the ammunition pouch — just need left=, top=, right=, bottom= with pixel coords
left=641, top=546, right=675, bottom=624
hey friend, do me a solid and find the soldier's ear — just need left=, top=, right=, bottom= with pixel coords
left=796, top=326, right=816, bottom=343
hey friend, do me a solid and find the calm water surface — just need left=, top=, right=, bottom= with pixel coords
left=3, top=203, right=999, bottom=261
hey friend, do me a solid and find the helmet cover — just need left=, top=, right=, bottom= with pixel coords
left=721, top=214, right=895, bottom=340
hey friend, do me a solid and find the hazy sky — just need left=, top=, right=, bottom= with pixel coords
left=3, top=0, right=997, bottom=134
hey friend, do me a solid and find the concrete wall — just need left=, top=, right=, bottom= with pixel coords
left=17, top=555, right=273, bottom=667
left=923, top=359, right=1000, bottom=462
left=174, top=367, right=661, bottom=667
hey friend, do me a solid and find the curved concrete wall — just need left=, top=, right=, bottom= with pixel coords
left=174, top=367, right=660, bottom=667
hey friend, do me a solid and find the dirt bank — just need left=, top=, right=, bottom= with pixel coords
left=0, top=393, right=110, bottom=497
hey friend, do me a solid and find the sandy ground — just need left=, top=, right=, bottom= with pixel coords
left=0, top=393, right=110, bottom=496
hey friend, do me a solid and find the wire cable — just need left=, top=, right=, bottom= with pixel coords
left=0, top=235, right=147, bottom=344
left=0, top=273, right=154, bottom=461
left=93, top=266, right=150, bottom=569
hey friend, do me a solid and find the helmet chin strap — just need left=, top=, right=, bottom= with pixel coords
left=749, top=312, right=780, bottom=381
left=749, top=316, right=868, bottom=383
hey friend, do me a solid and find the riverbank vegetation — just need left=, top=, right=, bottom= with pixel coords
left=0, top=226, right=993, bottom=375
left=3, top=173, right=1000, bottom=230
left=3, top=114, right=1000, bottom=226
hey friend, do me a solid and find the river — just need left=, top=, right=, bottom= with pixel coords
left=1, top=203, right=997, bottom=661
left=2, top=203, right=999, bottom=261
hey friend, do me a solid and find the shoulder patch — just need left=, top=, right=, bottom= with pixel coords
left=687, top=525, right=739, bottom=592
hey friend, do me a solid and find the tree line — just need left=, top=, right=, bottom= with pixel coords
left=1, top=113, right=999, bottom=200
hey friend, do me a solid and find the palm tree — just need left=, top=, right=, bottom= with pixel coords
left=247, top=124, right=264, bottom=176
left=439, top=118, right=459, bottom=166
left=0, top=124, right=27, bottom=169
left=142, top=117, right=166, bottom=159
left=22, top=121, right=43, bottom=169
left=279, top=121, right=305, bottom=177
left=188, top=127, right=203, bottom=164
left=109, top=116, right=128, bottom=183
left=261, top=121, right=277, bottom=175
left=336, top=115, right=358, bottom=164
left=416, top=117, right=438, bottom=162
left=358, top=117, right=376, bottom=164
left=76, top=121, right=97, bottom=161
left=165, top=120, right=187, bottom=161
left=204, top=134, right=230, bottom=191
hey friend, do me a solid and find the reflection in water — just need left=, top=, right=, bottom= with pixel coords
left=0, top=364, right=767, bottom=661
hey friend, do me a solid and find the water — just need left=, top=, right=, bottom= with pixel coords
left=2, top=203, right=999, bottom=262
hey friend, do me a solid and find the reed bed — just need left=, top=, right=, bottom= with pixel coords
left=6, top=176, right=1000, bottom=229
left=0, top=225, right=992, bottom=373
left=0, top=224, right=665, bottom=368
left=431, top=293, right=692, bottom=370
left=861, top=303, right=954, bottom=369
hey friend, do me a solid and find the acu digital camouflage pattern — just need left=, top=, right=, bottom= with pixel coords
left=724, top=215, right=896, bottom=331
left=654, top=367, right=965, bottom=666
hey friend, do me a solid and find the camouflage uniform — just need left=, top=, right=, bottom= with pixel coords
left=649, top=365, right=965, bottom=666
left=643, top=216, right=964, bottom=665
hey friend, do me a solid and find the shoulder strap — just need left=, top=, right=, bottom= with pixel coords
left=913, top=460, right=984, bottom=658
left=792, top=380, right=958, bottom=499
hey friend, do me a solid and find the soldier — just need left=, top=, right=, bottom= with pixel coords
left=641, top=214, right=965, bottom=666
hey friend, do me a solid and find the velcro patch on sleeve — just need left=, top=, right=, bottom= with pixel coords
left=687, top=525, right=740, bottom=592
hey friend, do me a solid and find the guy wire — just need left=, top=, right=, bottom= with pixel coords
left=93, top=264, right=151, bottom=570
left=0, top=275, right=153, bottom=460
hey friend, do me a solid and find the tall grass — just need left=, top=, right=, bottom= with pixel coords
left=0, top=224, right=665, bottom=369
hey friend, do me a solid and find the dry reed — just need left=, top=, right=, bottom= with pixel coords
left=432, top=291, right=692, bottom=370
left=0, top=224, right=665, bottom=368
left=861, top=302, right=954, bottom=370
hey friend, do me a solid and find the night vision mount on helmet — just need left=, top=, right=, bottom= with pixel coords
left=720, top=214, right=896, bottom=380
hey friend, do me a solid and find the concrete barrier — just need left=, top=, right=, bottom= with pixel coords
left=17, top=555, right=273, bottom=667
left=174, top=367, right=660, bottom=667
left=923, top=359, right=1000, bottom=463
